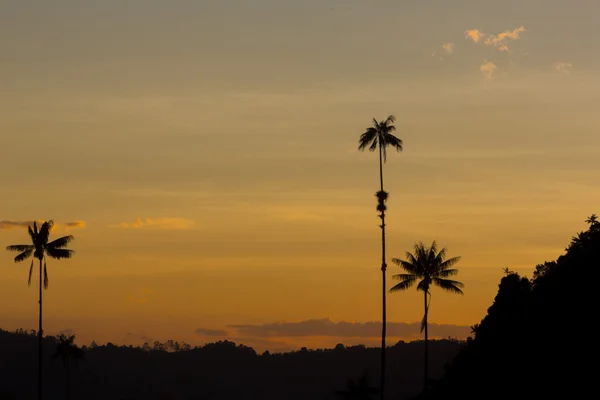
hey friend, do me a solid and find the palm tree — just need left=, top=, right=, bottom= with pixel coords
left=52, top=334, right=85, bottom=400
left=585, top=214, right=598, bottom=226
left=390, top=241, right=464, bottom=393
left=358, top=115, right=403, bottom=400
left=6, top=220, right=74, bottom=400
left=335, top=375, right=379, bottom=400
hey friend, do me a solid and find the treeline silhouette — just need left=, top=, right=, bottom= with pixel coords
left=414, top=214, right=599, bottom=399
left=0, top=330, right=464, bottom=400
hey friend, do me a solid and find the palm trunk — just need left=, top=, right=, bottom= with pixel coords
left=378, top=143, right=387, bottom=400
left=423, top=291, right=429, bottom=393
left=38, top=258, right=43, bottom=400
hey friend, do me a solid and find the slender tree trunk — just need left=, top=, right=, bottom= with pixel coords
left=378, top=143, right=387, bottom=400
left=423, top=291, right=429, bottom=393
left=38, top=258, right=43, bottom=400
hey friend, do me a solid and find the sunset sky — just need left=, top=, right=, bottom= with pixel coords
left=1, top=0, right=599, bottom=352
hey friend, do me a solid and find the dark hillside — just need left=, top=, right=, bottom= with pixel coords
left=417, top=215, right=599, bottom=400
left=0, top=330, right=464, bottom=400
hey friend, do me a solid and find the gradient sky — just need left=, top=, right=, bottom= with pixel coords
left=1, top=0, right=599, bottom=352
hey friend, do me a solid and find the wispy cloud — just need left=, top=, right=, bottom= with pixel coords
left=480, top=60, right=497, bottom=80
left=555, top=61, right=573, bottom=75
left=0, top=220, right=86, bottom=231
left=442, top=42, right=455, bottom=54
left=65, top=221, right=86, bottom=228
left=116, top=217, right=195, bottom=230
left=194, top=327, right=229, bottom=337
left=228, top=318, right=471, bottom=340
left=465, top=26, right=526, bottom=52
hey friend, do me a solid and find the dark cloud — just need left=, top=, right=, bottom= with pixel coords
left=0, top=220, right=85, bottom=229
left=0, top=221, right=32, bottom=229
left=194, top=327, right=229, bottom=337
left=228, top=318, right=471, bottom=339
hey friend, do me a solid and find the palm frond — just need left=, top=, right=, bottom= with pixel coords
left=392, top=273, right=417, bottom=281
left=28, top=260, right=34, bottom=286
left=14, top=249, right=34, bottom=263
left=391, top=258, right=423, bottom=276
left=389, top=277, right=417, bottom=292
left=428, top=241, right=438, bottom=263
left=436, top=256, right=462, bottom=271
left=29, top=223, right=37, bottom=242
left=47, top=235, right=74, bottom=249
left=6, top=244, right=33, bottom=252
left=416, top=279, right=430, bottom=292
left=437, top=268, right=459, bottom=278
left=43, top=259, right=49, bottom=289
left=385, top=114, right=396, bottom=124
left=432, top=245, right=445, bottom=265
left=358, top=128, right=377, bottom=151
left=368, top=138, right=378, bottom=152
left=383, top=133, right=403, bottom=151
left=432, top=278, right=464, bottom=294
left=38, top=220, right=54, bottom=245
left=46, top=248, right=74, bottom=260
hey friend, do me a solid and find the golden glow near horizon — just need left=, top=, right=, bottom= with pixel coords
left=1, top=0, right=599, bottom=352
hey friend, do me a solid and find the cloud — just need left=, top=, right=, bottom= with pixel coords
left=0, top=220, right=86, bottom=230
left=555, top=62, right=573, bottom=75
left=480, top=60, right=497, bottom=80
left=116, top=217, right=195, bottom=230
left=194, top=327, right=229, bottom=337
left=0, top=221, right=32, bottom=229
left=65, top=221, right=86, bottom=228
left=465, top=26, right=526, bottom=52
left=441, top=42, right=455, bottom=54
left=484, top=26, right=526, bottom=51
left=465, top=29, right=485, bottom=43
left=227, top=318, right=471, bottom=340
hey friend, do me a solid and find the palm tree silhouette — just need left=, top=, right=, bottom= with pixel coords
left=6, top=220, right=74, bottom=400
left=335, top=375, right=379, bottom=400
left=52, top=334, right=84, bottom=400
left=390, top=241, right=463, bottom=393
left=358, top=114, right=403, bottom=400
left=586, top=214, right=598, bottom=226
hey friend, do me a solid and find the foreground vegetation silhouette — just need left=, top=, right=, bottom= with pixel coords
left=413, top=214, right=599, bottom=400
left=0, top=332, right=464, bottom=399
left=334, top=375, right=379, bottom=400
left=390, top=241, right=464, bottom=393
left=358, top=115, right=403, bottom=400
left=52, top=334, right=85, bottom=400
left=6, top=220, right=75, bottom=400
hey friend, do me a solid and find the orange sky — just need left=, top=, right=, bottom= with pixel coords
left=1, top=0, right=599, bottom=352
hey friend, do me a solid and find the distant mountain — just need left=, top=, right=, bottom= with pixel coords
left=0, top=330, right=464, bottom=400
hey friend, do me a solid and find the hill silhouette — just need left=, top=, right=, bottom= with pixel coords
left=415, top=214, right=599, bottom=400
left=0, top=330, right=464, bottom=400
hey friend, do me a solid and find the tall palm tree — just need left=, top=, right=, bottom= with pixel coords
left=52, top=334, right=85, bottom=400
left=6, top=220, right=74, bottom=400
left=358, top=114, right=403, bottom=400
left=390, top=241, right=463, bottom=393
